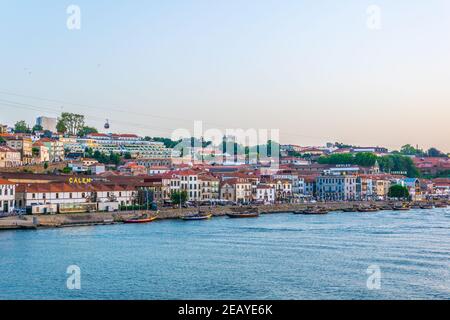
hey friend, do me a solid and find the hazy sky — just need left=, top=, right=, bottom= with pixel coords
left=0, top=0, right=449, bottom=152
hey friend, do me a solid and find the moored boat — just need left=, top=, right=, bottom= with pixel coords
left=393, top=204, right=410, bottom=211
left=181, top=213, right=213, bottom=221
left=357, top=206, right=379, bottom=212
left=226, top=211, right=260, bottom=218
left=342, top=206, right=358, bottom=213
left=435, top=203, right=448, bottom=208
left=299, top=207, right=329, bottom=215
left=124, top=215, right=157, bottom=224
left=420, top=203, right=434, bottom=209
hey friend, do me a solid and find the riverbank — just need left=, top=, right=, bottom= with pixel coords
left=0, top=200, right=448, bottom=231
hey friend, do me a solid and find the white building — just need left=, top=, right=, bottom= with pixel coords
left=75, top=133, right=174, bottom=159
left=175, top=170, right=201, bottom=201
left=36, top=116, right=57, bottom=132
left=0, top=179, right=15, bottom=213
left=255, top=185, right=275, bottom=203
left=15, top=183, right=137, bottom=214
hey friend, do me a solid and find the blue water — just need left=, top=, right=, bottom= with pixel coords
left=1, top=208, right=450, bottom=300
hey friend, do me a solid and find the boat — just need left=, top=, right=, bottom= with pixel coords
left=357, top=206, right=379, bottom=212
left=420, top=203, right=434, bottom=210
left=181, top=213, right=213, bottom=221
left=342, top=206, right=358, bottom=213
left=124, top=215, right=157, bottom=224
left=393, top=204, right=410, bottom=211
left=226, top=211, right=260, bottom=218
left=435, top=203, right=448, bottom=208
left=297, top=207, right=329, bottom=215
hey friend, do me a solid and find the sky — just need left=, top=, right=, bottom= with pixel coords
left=0, top=0, right=449, bottom=152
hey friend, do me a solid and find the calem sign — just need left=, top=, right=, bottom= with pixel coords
left=69, top=177, right=93, bottom=185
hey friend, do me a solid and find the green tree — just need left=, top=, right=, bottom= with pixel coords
left=32, top=124, right=43, bottom=133
left=78, top=126, right=98, bottom=137
left=354, top=152, right=377, bottom=167
left=427, top=147, right=446, bottom=158
left=171, top=190, right=188, bottom=205
left=124, top=152, right=132, bottom=160
left=43, top=162, right=49, bottom=169
left=388, top=185, right=410, bottom=199
left=14, top=120, right=31, bottom=133
left=0, top=136, right=5, bottom=145
left=378, top=154, right=420, bottom=178
left=400, top=144, right=424, bottom=156
left=57, top=112, right=85, bottom=135
left=62, top=166, right=72, bottom=174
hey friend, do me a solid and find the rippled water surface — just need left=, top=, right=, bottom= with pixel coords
left=1, top=208, right=449, bottom=299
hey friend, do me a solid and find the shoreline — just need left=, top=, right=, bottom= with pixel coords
left=0, top=200, right=448, bottom=231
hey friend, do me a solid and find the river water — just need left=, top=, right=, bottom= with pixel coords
left=1, top=208, right=449, bottom=300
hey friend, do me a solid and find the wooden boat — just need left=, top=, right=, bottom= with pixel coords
left=393, top=205, right=410, bottom=211
left=299, top=207, right=329, bottom=215
left=181, top=213, right=213, bottom=221
left=226, top=211, right=259, bottom=218
left=357, top=206, right=379, bottom=212
left=435, top=203, right=448, bottom=208
left=420, top=204, right=434, bottom=210
left=342, top=207, right=358, bottom=213
left=124, top=215, right=157, bottom=224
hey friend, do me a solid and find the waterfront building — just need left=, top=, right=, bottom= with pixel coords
left=301, top=175, right=318, bottom=198
left=403, top=178, right=422, bottom=200
left=15, top=183, right=137, bottom=214
left=255, top=184, right=275, bottom=203
left=356, top=175, right=375, bottom=200
left=228, top=178, right=252, bottom=203
left=219, top=181, right=236, bottom=202
left=316, top=174, right=357, bottom=201
left=0, top=179, right=15, bottom=213
left=0, top=146, right=22, bottom=168
left=36, top=116, right=57, bottom=132
left=199, top=174, right=220, bottom=200
left=174, top=170, right=201, bottom=201
left=373, top=176, right=391, bottom=200
left=273, top=172, right=304, bottom=201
